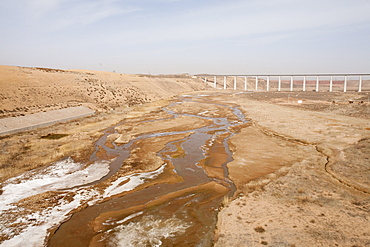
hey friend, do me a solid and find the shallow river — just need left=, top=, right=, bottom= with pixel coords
left=49, top=94, right=247, bottom=246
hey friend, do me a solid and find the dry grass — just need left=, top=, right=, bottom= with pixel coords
left=329, top=138, right=370, bottom=194
left=16, top=191, right=70, bottom=211
left=296, top=195, right=314, bottom=204
left=254, top=226, right=265, bottom=233
left=242, top=166, right=291, bottom=194
left=0, top=65, right=209, bottom=118
left=0, top=113, right=124, bottom=184
left=0, top=135, right=92, bottom=183
left=0, top=190, right=77, bottom=243
left=40, top=133, right=69, bottom=140
left=171, top=142, right=187, bottom=159
left=221, top=196, right=231, bottom=207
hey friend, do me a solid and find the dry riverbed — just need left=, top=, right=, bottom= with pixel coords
left=0, top=91, right=369, bottom=246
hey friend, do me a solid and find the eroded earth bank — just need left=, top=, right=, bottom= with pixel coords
left=0, top=91, right=369, bottom=246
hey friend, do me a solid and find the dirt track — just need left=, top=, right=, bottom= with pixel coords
left=0, top=106, right=95, bottom=135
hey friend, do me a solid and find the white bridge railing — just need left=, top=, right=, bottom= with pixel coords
left=199, top=74, right=370, bottom=92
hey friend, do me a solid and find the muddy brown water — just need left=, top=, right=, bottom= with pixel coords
left=49, top=95, right=247, bottom=247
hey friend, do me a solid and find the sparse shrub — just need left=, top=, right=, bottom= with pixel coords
left=254, top=226, right=265, bottom=233
left=40, top=133, right=69, bottom=140
left=221, top=196, right=230, bottom=206
left=297, top=195, right=312, bottom=204
left=297, top=188, right=305, bottom=194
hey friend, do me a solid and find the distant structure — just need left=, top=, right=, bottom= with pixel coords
left=198, top=74, right=370, bottom=92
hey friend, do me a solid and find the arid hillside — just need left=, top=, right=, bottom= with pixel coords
left=0, top=65, right=209, bottom=118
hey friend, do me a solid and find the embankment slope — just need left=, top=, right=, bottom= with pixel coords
left=0, top=65, right=208, bottom=118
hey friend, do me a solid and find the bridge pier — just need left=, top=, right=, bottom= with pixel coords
left=255, top=76, right=258, bottom=91
left=330, top=76, right=333, bottom=92
left=244, top=76, right=247, bottom=91
left=224, top=76, right=227, bottom=90
left=290, top=76, right=293, bottom=91
left=316, top=76, right=319, bottom=92
left=234, top=76, right=237, bottom=90
left=303, top=76, right=306, bottom=91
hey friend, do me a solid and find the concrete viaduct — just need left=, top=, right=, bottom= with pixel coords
left=199, top=74, right=370, bottom=92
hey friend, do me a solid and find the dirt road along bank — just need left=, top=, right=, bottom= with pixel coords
left=0, top=106, right=95, bottom=136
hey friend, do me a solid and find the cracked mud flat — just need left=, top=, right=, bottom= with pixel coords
left=1, top=91, right=369, bottom=246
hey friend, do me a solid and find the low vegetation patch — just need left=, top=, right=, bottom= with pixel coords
left=171, top=144, right=186, bottom=159
left=254, top=226, right=265, bottom=233
left=40, top=133, right=69, bottom=140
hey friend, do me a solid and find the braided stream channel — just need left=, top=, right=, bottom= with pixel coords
left=48, top=94, right=248, bottom=247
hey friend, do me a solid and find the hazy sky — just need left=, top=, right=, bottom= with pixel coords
left=1, top=0, right=370, bottom=74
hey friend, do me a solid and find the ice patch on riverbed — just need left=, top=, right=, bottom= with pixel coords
left=0, top=189, right=100, bottom=247
left=106, top=215, right=190, bottom=247
left=103, top=163, right=166, bottom=198
left=0, top=158, right=110, bottom=211
left=0, top=158, right=168, bottom=246
left=0, top=158, right=110, bottom=246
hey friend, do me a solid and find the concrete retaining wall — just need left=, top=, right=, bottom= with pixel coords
left=0, top=106, right=95, bottom=136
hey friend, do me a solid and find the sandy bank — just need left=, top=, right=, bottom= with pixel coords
left=210, top=93, right=370, bottom=246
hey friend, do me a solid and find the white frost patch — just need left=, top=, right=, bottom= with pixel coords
left=107, top=215, right=190, bottom=247
left=198, top=110, right=209, bottom=115
left=0, top=159, right=168, bottom=246
left=102, top=211, right=144, bottom=227
left=116, top=211, right=144, bottom=225
left=103, top=164, right=166, bottom=198
left=1, top=189, right=100, bottom=247
left=200, top=134, right=217, bottom=155
left=0, top=157, right=107, bottom=246
left=186, top=167, right=195, bottom=171
left=0, top=158, right=110, bottom=212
